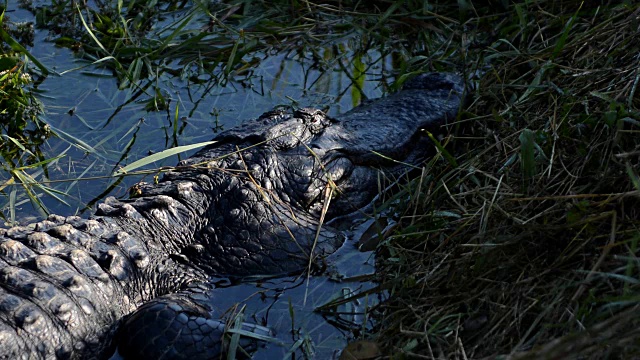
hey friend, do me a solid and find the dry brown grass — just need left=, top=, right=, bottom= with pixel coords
left=373, top=1, right=640, bottom=358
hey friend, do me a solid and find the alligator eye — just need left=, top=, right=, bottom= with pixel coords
left=294, top=108, right=326, bottom=125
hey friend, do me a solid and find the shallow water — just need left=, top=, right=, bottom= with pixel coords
left=206, top=230, right=381, bottom=359
left=3, top=2, right=394, bottom=357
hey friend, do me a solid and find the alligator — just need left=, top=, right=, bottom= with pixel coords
left=0, top=72, right=464, bottom=359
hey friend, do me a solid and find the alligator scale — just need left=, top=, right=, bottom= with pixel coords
left=0, top=73, right=464, bottom=359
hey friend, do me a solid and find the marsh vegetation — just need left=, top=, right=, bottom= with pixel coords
left=1, top=0, right=640, bottom=358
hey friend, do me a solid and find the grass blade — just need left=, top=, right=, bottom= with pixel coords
left=226, top=310, right=244, bottom=360
left=76, top=5, right=108, bottom=54
left=552, top=4, right=582, bottom=59
left=519, top=128, right=536, bottom=179
left=114, top=141, right=217, bottom=175
left=425, top=131, right=458, bottom=167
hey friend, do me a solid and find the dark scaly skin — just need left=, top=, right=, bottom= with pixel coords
left=0, top=73, right=465, bottom=359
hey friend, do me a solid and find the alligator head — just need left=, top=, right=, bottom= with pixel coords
left=0, top=72, right=464, bottom=359
left=98, top=73, right=465, bottom=278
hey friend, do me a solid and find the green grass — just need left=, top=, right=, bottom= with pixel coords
left=0, top=10, right=58, bottom=224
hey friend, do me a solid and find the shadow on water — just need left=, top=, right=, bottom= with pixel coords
left=209, top=226, right=383, bottom=359
left=2, top=2, right=403, bottom=357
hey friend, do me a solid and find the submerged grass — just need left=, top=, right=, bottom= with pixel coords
left=371, top=1, right=640, bottom=358
left=26, top=0, right=463, bottom=97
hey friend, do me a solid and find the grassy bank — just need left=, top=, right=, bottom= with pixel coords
left=373, top=1, right=640, bottom=358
